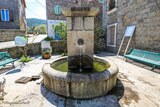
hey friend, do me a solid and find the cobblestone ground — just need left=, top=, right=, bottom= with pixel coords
left=0, top=53, right=160, bottom=107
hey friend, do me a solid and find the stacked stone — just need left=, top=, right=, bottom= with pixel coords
left=0, top=30, right=25, bottom=42
left=105, top=0, right=160, bottom=53
left=63, top=7, right=99, bottom=69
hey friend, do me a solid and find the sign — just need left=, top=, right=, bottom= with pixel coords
left=47, top=20, right=66, bottom=39
left=41, top=41, right=51, bottom=49
left=15, top=36, right=28, bottom=47
left=124, top=25, right=136, bottom=37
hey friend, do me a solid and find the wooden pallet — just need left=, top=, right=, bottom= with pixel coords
left=15, top=76, right=32, bottom=84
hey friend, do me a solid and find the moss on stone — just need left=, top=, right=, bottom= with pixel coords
left=51, top=58, right=110, bottom=73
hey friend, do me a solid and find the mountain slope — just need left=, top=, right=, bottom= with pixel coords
left=27, top=18, right=46, bottom=28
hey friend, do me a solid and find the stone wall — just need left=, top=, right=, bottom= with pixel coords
left=0, top=41, right=67, bottom=58
left=104, top=0, right=160, bottom=53
left=0, top=0, right=20, bottom=29
left=19, top=0, right=27, bottom=30
left=106, top=9, right=118, bottom=53
left=117, top=0, right=160, bottom=53
left=46, top=0, right=102, bottom=23
left=0, top=29, right=26, bottom=42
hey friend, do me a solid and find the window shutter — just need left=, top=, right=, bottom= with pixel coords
left=54, top=5, right=62, bottom=15
left=9, top=10, right=14, bottom=22
left=0, top=10, right=1, bottom=21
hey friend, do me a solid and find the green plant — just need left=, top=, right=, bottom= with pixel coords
left=20, top=55, right=32, bottom=62
left=94, top=24, right=105, bottom=52
left=42, top=48, right=52, bottom=59
left=42, top=50, right=51, bottom=54
left=34, top=24, right=47, bottom=34
left=61, top=52, right=68, bottom=56
left=44, top=36, right=53, bottom=41
left=52, top=22, right=67, bottom=40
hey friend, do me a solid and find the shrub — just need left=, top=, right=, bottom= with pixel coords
left=20, top=55, right=32, bottom=62
left=94, top=24, right=105, bottom=52
left=34, top=24, right=47, bottom=34
left=44, top=36, right=53, bottom=41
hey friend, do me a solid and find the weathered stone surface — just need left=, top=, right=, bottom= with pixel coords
left=0, top=29, right=25, bottom=42
left=73, top=17, right=83, bottom=30
left=62, top=7, right=99, bottom=17
left=66, top=17, right=72, bottom=30
left=1, top=54, right=160, bottom=107
left=0, top=0, right=26, bottom=30
left=68, top=55, right=93, bottom=72
left=42, top=56, right=118, bottom=99
left=104, top=0, right=160, bottom=53
left=64, top=7, right=98, bottom=69
left=84, top=17, right=94, bottom=30
left=67, top=31, right=94, bottom=44
left=0, top=40, right=67, bottom=58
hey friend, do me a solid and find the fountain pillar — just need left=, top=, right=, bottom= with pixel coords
left=62, top=7, right=99, bottom=72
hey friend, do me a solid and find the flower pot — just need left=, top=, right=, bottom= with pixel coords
left=43, top=53, right=51, bottom=59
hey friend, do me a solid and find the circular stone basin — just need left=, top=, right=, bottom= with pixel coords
left=42, top=56, right=118, bottom=99
left=51, top=56, right=110, bottom=73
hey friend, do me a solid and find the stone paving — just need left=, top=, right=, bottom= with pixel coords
left=0, top=53, right=160, bottom=107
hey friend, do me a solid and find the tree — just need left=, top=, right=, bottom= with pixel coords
left=34, top=24, right=47, bottom=34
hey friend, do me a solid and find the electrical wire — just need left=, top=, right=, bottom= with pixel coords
left=26, top=8, right=42, bottom=18
left=35, top=0, right=46, bottom=8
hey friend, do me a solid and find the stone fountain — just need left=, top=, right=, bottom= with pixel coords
left=42, top=1, right=118, bottom=99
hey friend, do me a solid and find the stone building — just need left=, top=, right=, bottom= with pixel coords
left=0, top=0, right=26, bottom=42
left=46, top=0, right=102, bottom=23
left=103, top=0, right=160, bottom=53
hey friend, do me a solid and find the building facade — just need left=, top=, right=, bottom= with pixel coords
left=0, top=0, right=26, bottom=42
left=46, top=0, right=102, bottom=24
left=104, top=0, right=160, bottom=53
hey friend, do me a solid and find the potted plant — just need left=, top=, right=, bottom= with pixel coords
left=42, top=48, right=52, bottom=59
left=41, top=36, right=53, bottom=59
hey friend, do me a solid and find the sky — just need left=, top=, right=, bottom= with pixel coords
left=26, top=0, right=46, bottom=20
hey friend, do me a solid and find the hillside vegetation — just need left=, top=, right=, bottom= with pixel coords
left=27, top=18, right=47, bottom=34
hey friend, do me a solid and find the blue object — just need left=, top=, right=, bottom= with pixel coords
left=124, top=49, right=160, bottom=70
left=98, top=0, right=106, bottom=3
left=55, top=34, right=61, bottom=40
left=54, top=5, right=62, bottom=15
left=15, top=36, right=28, bottom=47
left=1, top=9, right=10, bottom=21
left=0, top=52, right=17, bottom=68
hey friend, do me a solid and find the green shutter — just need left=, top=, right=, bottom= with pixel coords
left=54, top=5, right=62, bottom=15
left=98, top=0, right=106, bottom=3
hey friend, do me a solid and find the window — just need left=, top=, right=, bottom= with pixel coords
left=107, top=23, right=117, bottom=47
left=1, top=9, right=10, bottom=21
left=107, top=0, right=117, bottom=12
left=54, top=5, right=62, bottom=15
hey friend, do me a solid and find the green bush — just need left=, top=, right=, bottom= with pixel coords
left=94, top=24, right=105, bottom=52
left=20, top=55, right=32, bottom=62
left=34, top=24, right=47, bottom=34
left=61, top=52, right=68, bottom=56
left=44, top=36, right=53, bottom=41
